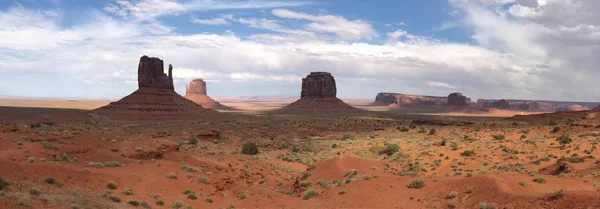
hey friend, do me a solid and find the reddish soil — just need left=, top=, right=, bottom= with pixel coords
left=184, top=94, right=234, bottom=111
left=1, top=106, right=600, bottom=209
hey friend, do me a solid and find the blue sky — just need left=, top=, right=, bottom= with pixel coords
left=1, top=0, right=599, bottom=101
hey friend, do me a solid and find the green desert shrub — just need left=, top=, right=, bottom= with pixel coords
left=407, top=179, right=425, bottom=189
left=379, top=144, right=400, bottom=156
left=242, top=142, right=259, bottom=155
left=302, top=190, right=318, bottom=200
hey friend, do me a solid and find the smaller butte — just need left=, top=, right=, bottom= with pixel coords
left=281, top=72, right=356, bottom=112
left=184, top=78, right=233, bottom=110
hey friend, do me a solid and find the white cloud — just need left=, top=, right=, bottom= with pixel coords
left=191, top=17, right=229, bottom=25
left=432, top=21, right=460, bottom=31
left=272, top=9, right=379, bottom=40
left=427, top=81, right=455, bottom=89
left=2, top=1, right=600, bottom=101
left=104, top=0, right=187, bottom=20
left=387, top=29, right=407, bottom=40
left=184, top=0, right=315, bottom=10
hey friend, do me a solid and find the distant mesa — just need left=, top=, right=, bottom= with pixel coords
left=447, top=93, right=469, bottom=106
left=478, top=99, right=555, bottom=112
left=282, top=72, right=356, bottom=111
left=184, top=78, right=233, bottom=110
left=371, top=92, right=470, bottom=108
left=557, top=104, right=590, bottom=112
left=95, top=55, right=216, bottom=114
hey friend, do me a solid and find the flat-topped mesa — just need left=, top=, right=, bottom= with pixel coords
left=447, top=92, right=468, bottom=106
left=301, top=72, right=337, bottom=98
left=186, top=79, right=207, bottom=95
left=138, top=55, right=174, bottom=90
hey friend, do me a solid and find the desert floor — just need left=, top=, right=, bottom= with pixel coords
left=0, top=102, right=599, bottom=209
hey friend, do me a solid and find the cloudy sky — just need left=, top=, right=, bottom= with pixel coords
left=0, top=0, right=599, bottom=101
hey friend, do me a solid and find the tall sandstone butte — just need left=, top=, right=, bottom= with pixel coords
left=283, top=72, right=356, bottom=111
left=138, top=56, right=174, bottom=90
left=95, top=56, right=215, bottom=114
left=184, top=78, right=232, bottom=110
left=301, top=72, right=337, bottom=98
left=447, top=93, right=468, bottom=106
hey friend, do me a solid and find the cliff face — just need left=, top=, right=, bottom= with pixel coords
left=372, top=93, right=448, bottom=107
left=138, top=56, right=174, bottom=90
left=282, top=72, right=356, bottom=112
left=184, top=78, right=232, bottom=110
left=186, top=79, right=207, bottom=95
left=301, top=72, right=337, bottom=98
left=448, top=93, right=468, bottom=106
left=477, top=99, right=555, bottom=112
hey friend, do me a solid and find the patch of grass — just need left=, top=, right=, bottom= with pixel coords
left=239, top=192, right=247, bottom=199
left=429, top=128, right=436, bottom=135
left=242, top=142, right=259, bottom=155
left=167, top=173, right=177, bottom=179
left=407, top=179, right=425, bottom=189
left=127, top=200, right=140, bottom=206
left=338, top=190, right=346, bottom=194
left=379, top=144, right=400, bottom=156
left=345, top=170, right=359, bottom=178
left=171, top=201, right=184, bottom=208
left=519, top=181, right=527, bottom=187
left=479, top=202, right=496, bottom=209
left=123, top=188, right=134, bottom=195
left=103, top=161, right=123, bottom=167
left=108, top=195, right=121, bottom=203
left=299, top=181, right=312, bottom=187
left=106, top=181, right=117, bottom=190
left=187, top=193, right=197, bottom=200
left=198, top=176, right=210, bottom=184
left=44, top=177, right=56, bottom=185
left=205, top=197, right=213, bottom=203
left=41, top=141, right=52, bottom=149
left=556, top=135, right=573, bottom=147
left=446, top=191, right=456, bottom=199
left=28, top=187, right=40, bottom=195
left=180, top=164, right=198, bottom=172
left=461, top=150, right=476, bottom=157
left=550, top=189, right=564, bottom=200
left=492, top=134, right=505, bottom=141
left=551, top=127, right=561, bottom=133
left=302, top=190, right=318, bottom=200
left=397, top=126, right=409, bottom=132
left=533, top=176, right=546, bottom=184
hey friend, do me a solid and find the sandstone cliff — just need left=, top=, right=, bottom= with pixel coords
left=184, top=78, right=232, bottom=110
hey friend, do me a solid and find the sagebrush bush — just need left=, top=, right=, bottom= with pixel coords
left=302, top=190, right=318, bottom=200
left=379, top=144, right=400, bottom=156
left=407, top=179, right=425, bottom=189
left=106, top=181, right=117, bottom=190
left=242, top=142, right=259, bottom=155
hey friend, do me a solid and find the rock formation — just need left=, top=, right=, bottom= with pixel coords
left=371, top=93, right=447, bottom=107
left=478, top=99, right=555, bottom=112
left=282, top=72, right=356, bottom=111
left=138, top=56, right=174, bottom=90
left=184, top=78, right=232, bottom=110
left=95, top=56, right=216, bottom=115
left=447, top=93, right=468, bottom=106
left=557, top=104, right=590, bottom=112
left=301, top=72, right=337, bottom=98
